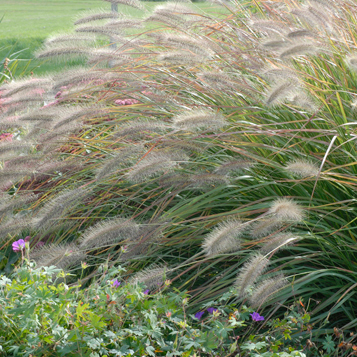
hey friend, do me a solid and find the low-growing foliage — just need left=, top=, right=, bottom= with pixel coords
left=0, top=263, right=311, bottom=356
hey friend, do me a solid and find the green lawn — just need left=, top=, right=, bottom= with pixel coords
left=0, top=0, right=226, bottom=77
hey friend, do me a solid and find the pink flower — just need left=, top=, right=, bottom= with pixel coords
left=111, top=279, right=121, bottom=288
left=0, top=133, right=13, bottom=142
left=114, top=98, right=140, bottom=106
left=12, top=239, right=26, bottom=252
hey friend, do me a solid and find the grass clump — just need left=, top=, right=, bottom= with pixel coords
left=2, top=0, right=357, bottom=348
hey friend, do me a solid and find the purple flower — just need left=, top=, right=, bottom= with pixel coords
left=12, top=239, right=26, bottom=252
left=143, top=289, right=150, bottom=295
left=195, top=311, right=205, bottom=320
left=250, top=312, right=264, bottom=322
left=111, top=279, right=121, bottom=288
left=207, top=307, right=218, bottom=314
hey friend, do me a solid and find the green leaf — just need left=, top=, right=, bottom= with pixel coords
left=322, top=335, right=335, bottom=353
left=88, top=313, right=106, bottom=329
left=146, top=345, right=156, bottom=357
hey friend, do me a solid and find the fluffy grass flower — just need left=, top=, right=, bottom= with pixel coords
left=285, top=159, right=319, bottom=177
left=249, top=274, right=288, bottom=308
left=202, top=219, right=244, bottom=257
left=235, top=253, right=270, bottom=297
left=172, top=109, right=227, bottom=131
left=268, top=198, right=304, bottom=222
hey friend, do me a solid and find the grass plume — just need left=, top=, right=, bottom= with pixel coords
left=202, top=219, right=244, bottom=257
left=249, top=274, right=288, bottom=308
left=235, top=253, right=270, bottom=298
left=33, top=188, right=87, bottom=232
left=130, top=264, right=169, bottom=290
left=285, top=159, right=319, bottom=178
left=79, top=217, right=140, bottom=250
left=260, top=233, right=299, bottom=254
left=126, top=151, right=182, bottom=183
left=172, top=109, right=227, bottom=131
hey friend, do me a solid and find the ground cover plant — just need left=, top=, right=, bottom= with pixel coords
left=0, top=259, right=310, bottom=356
left=2, top=0, right=357, bottom=354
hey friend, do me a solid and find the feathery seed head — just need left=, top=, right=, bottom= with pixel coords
left=214, top=159, right=255, bottom=176
left=250, top=217, right=283, bottom=238
left=172, top=109, right=227, bottom=131
left=96, top=144, right=146, bottom=180
left=36, top=123, right=82, bottom=152
left=157, top=33, right=213, bottom=57
left=252, top=20, right=289, bottom=35
left=279, top=43, right=322, bottom=59
left=75, top=25, right=123, bottom=37
left=35, top=45, right=90, bottom=61
left=159, top=172, right=191, bottom=188
left=268, top=198, right=304, bottom=222
left=290, top=8, right=322, bottom=28
left=285, top=159, right=319, bottom=178
left=199, top=71, right=239, bottom=91
left=0, top=218, right=32, bottom=243
left=260, top=233, right=299, bottom=254
left=202, top=219, right=244, bottom=257
left=31, top=243, right=85, bottom=271
left=287, top=91, right=318, bottom=112
left=345, top=54, right=357, bottom=72
left=4, top=154, right=47, bottom=170
left=33, top=188, right=88, bottom=232
left=235, top=253, right=270, bottom=297
left=307, top=6, right=333, bottom=31
left=0, top=142, right=34, bottom=159
left=129, top=218, right=168, bottom=252
left=265, top=80, right=296, bottom=106
left=261, top=38, right=290, bottom=50
left=87, top=49, right=130, bottom=65
left=158, top=139, right=208, bottom=153
left=158, top=52, right=206, bottom=66
left=18, top=108, right=59, bottom=123
left=249, top=274, right=288, bottom=308
left=52, top=106, right=104, bottom=130
left=0, top=193, right=37, bottom=219
left=0, top=77, right=53, bottom=98
left=106, top=19, right=143, bottom=29
left=131, top=264, right=169, bottom=290
left=45, top=33, right=96, bottom=46
left=287, top=29, right=315, bottom=39
left=145, top=12, right=187, bottom=27
left=102, top=0, right=144, bottom=10
left=53, top=67, right=116, bottom=91
left=126, top=151, right=182, bottom=183
left=79, top=217, right=140, bottom=250
left=188, top=173, right=229, bottom=189
left=113, top=120, right=170, bottom=139
left=0, top=169, right=32, bottom=183
left=74, top=10, right=119, bottom=25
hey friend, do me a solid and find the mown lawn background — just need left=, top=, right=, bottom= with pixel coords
left=0, top=0, right=226, bottom=77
